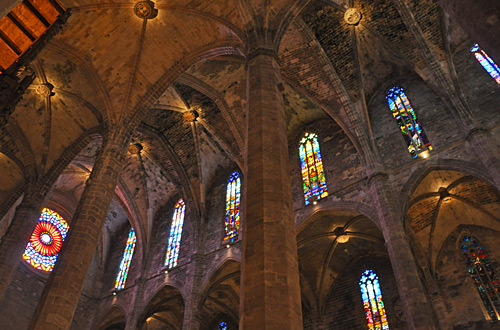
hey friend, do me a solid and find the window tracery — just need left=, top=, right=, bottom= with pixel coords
left=359, top=269, right=389, bottom=330
left=461, top=234, right=500, bottom=320
left=224, top=172, right=241, bottom=243
left=299, top=132, right=328, bottom=205
left=386, top=86, right=431, bottom=158
left=23, top=208, right=69, bottom=272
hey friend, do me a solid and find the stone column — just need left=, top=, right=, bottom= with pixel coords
left=241, top=46, right=303, bottom=329
left=0, top=192, right=44, bottom=299
left=368, top=174, right=437, bottom=330
left=435, top=0, right=500, bottom=62
left=29, top=137, right=128, bottom=330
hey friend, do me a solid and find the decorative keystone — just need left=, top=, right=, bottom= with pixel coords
left=134, top=0, right=158, bottom=19
left=334, top=227, right=350, bottom=243
left=183, top=110, right=199, bottom=123
left=128, top=142, right=143, bottom=155
left=35, top=83, right=54, bottom=97
left=344, top=8, right=362, bottom=25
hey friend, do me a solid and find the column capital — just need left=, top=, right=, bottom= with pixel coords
left=247, top=47, right=280, bottom=63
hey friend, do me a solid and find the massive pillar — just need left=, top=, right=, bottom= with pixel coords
left=369, top=174, right=438, bottom=330
left=29, top=137, right=128, bottom=330
left=435, top=0, right=500, bottom=62
left=241, top=46, right=303, bottom=329
left=0, top=192, right=44, bottom=299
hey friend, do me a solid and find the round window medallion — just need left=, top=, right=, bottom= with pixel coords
left=344, top=8, right=362, bottom=25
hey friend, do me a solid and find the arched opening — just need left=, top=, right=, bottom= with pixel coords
left=97, top=306, right=126, bottom=330
left=139, top=285, right=184, bottom=330
left=198, top=260, right=240, bottom=330
left=405, top=169, right=500, bottom=327
left=297, top=210, right=406, bottom=329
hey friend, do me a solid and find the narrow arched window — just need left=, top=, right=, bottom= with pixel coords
left=299, top=132, right=328, bottom=205
left=23, top=208, right=69, bottom=272
left=224, top=172, right=241, bottom=243
left=461, top=235, right=500, bottom=320
left=165, top=199, right=186, bottom=269
left=114, top=228, right=136, bottom=290
left=470, top=44, right=500, bottom=85
left=386, top=86, right=432, bottom=158
left=359, top=269, right=389, bottom=330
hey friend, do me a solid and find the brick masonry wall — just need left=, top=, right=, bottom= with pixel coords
left=0, top=263, right=47, bottom=329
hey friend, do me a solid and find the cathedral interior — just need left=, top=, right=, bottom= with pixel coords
left=0, top=0, right=499, bottom=329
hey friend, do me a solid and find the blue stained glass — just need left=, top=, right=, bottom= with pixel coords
left=218, top=321, right=228, bottom=330
left=386, top=86, right=431, bottom=158
left=359, top=270, right=389, bottom=330
left=299, top=133, right=328, bottom=205
left=471, top=44, right=500, bottom=85
left=115, top=228, right=136, bottom=290
left=165, top=199, right=186, bottom=268
left=461, top=235, right=500, bottom=320
left=224, top=172, right=241, bottom=243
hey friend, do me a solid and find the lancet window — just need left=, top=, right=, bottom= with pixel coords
left=299, top=132, right=328, bottom=205
left=386, top=86, right=431, bottom=158
left=165, top=199, right=186, bottom=268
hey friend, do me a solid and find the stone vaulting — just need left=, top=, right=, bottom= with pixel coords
left=0, top=0, right=499, bottom=329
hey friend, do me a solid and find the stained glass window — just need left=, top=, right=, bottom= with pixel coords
left=461, top=235, right=500, bottom=320
left=386, top=86, right=432, bottom=158
left=218, top=321, right=228, bottom=330
left=299, top=133, right=328, bottom=205
left=224, top=172, right=241, bottom=243
left=359, top=269, right=389, bottom=330
left=23, top=208, right=69, bottom=272
left=114, top=228, right=136, bottom=290
left=470, top=44, right=500, bottom=85
left=164, top=199, right=186, bottom=269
